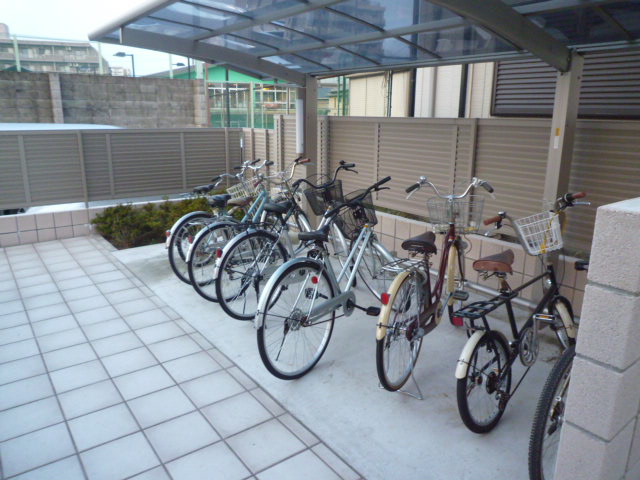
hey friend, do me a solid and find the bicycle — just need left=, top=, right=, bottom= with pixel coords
left=454, top=192, right=588, bottom=433
left=255, top=176, right=404, bottom=380
left=166, top=158, right=270, bottom=284
left=186, top=157, right=311, bottom=304
left=214, top=161, right=358, bottom=321
left=375, top=176, right=495, bottom=394
left=528, top=260, right=587, bottom=480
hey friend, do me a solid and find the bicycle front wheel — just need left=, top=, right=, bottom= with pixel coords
left=188, top=221, right=239, bottom=302
left=216, top=230, right=289, bottom=321
left=457, top=331, right=512, bottom=433
left=528, top=346, right=575, bottom=480
left=257, top=261, right=335, bottom=380
left=168, top=212, right=215, bottom=284
left=376, top=272, right=424, bottom=391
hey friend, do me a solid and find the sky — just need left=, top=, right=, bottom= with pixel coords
left=0, top=0, right=189, bottom=75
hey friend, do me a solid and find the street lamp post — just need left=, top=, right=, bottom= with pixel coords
left=114, top=52, right=136, bottom=77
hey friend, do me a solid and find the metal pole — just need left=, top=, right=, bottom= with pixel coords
left=97, top=43, right=105, bottom=75
left=225, top=69, right=231, bottom=128
left=169, top=54, right=173, bottom=79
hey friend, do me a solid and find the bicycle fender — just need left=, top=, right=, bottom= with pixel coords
left=254, top=257, right=324, bottom=329
left=185, top=220, right=237, bottom=262
left=455, top=330, right=487, bottom=379
left=376, top=271, right=411, bottom=341
left=166, top=211, right=212, bottom=247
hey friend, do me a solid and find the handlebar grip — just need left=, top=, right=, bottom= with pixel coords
left=483, top=215, right=502, bottom=226
left=574, top=260, right=589, bottom=271
left=405, top=183, right=420, bottom=194
left=250, top=158, right=261, bottom=166
left=341, top=162, right=356, bottom=169
left=211, top=176, right=221, bottom=183
left=298, top=158, right=311, bottom=164
left=568, top=192, right=587, bottom=201
left=481, top=181, right=494, bottom=194
left=374, top=176, right=392, bottom=189
left=265, top=160, right=274, bottom=167
left=233, top=166, right=242, bottom=171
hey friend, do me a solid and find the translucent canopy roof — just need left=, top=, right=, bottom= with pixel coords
left=90, top=0, right=640, bottom=85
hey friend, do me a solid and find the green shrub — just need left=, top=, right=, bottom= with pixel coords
left=91, top=197, right=211, bottom=249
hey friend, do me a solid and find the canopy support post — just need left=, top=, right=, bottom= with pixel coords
left=543, top=52, right=584, bottom=206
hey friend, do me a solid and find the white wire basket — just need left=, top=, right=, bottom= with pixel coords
left=514, top=211, right=563, bottom=255
left=226, top=179, right=259, bottom=200
left=426, top=196, right=484, bottom=233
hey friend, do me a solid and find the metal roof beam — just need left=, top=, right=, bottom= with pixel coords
left=192, top=0, right=348, bottom=41
left=114, top=28, right=306, bottom=85
left=259, top=17, right=465, bottom=57
left=428, top=0, right=571, bottom=71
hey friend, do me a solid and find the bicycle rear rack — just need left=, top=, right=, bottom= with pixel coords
left=452, top=291, right=517, bottom=320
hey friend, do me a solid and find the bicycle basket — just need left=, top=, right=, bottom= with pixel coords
left=514, top=211, right=562, bottom=255
left=304, top=180, right=344, bottom=216
left=338, top=189, right=377, bottom=240
left=226, top=179, right=258, bottom=200
left=426, top=195, right=484, bottom=233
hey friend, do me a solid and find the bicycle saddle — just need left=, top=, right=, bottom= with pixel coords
left=473, top=249, right=514, bottom=274
left=401, top=231, right=437, bottom=255
left=207, top=194, right=231, bottom=208
left=298, top=224, right=331, bottom=243
left=227, top=196, right=253, bottom=207
left=263, top=200, right=292, bottom=215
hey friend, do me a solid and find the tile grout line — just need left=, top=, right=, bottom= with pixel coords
left=2, top=242, right=91, bottom=480
left=99, top=237, right=363, bottom=480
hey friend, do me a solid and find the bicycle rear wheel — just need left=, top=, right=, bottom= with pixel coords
left=376, top=272, right=424, bottom=391
left=216, top=230, right=288, bottom=321
left=168, top=212, right=215, bottom=284
left=357, top=237, right=395, bottom=300
left=257, top=260, right=335, bottom=380
left=188, top=221, right=239, bottom=302
left=457, top=331, right=512, bottom=433
left=529, top=346, right=575, bottom=480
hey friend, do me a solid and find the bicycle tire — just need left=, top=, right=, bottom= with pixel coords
left=168, top=212, right=215, bottom=284
left=187, top=221, right=240, bottom=302
left=457, top=330, right=512, bottom=433
left=376, top=272, right=424, bottom=391
left=215, top=230, right=289, bottom=321
left=257, top=260, right=335, bottom=379
left=549, top=296, right=576, bottom=350
left=528, top=346, right=575, bottom=480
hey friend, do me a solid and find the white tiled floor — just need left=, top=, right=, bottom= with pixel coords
left=0, top=237, right=360, bottom=480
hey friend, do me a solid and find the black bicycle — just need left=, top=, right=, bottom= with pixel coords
left=454, top=192, right=588, bottom=433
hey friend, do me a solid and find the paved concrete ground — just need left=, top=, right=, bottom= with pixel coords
left=116, top=242, right=566, bottom=480
left=0, top=236, right=360, bottom=480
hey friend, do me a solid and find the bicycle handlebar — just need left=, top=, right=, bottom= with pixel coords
left=324, top=176, right=391, bottom=219
left=483, top=214, right=504, bottom=226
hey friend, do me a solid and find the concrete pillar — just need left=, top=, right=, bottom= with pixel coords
left=543, top=52, right=584, bottom=206
left=555, top=197, right=640, bottom=480
left=48, top=73, right=64, bottom=124
left=296, top=75, right=318, bottom=173
left=193, top=81, right=209, bottom=127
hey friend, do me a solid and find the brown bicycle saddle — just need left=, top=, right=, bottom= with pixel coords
left=401, top=231, right=437, bottom=255
left=472, top=249, right=514, bottom=274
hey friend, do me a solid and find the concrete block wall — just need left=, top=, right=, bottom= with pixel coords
left=375, top=211, right=587, bottom=313
left=0, top=71, right=54, bottom=123
left=0, top=71, right=208, bottom=128
left=555, top=197, right=640, bottom=480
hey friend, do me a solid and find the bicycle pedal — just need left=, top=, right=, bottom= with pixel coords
left=452, top=290, right=469, bottom=301
left=366, top=306, right=381, bottom=316
left=534, top=313, right=556, bottom=328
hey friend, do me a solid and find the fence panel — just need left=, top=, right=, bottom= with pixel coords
left=24, top=133, right=85, bottom=205
left=567, top=120, right=640, bottom=253
left=184, top=130, right=230, bottom=188
left=83, top=134, right=111, bottom=199
left=0, top=135, right=27, bottom=209
left=474, top=119, right=550, bottom=222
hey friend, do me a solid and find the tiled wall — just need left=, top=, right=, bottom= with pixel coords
left=0, top=207, right=106, bottom=248
left=375, top=211, right=587, bottom=315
